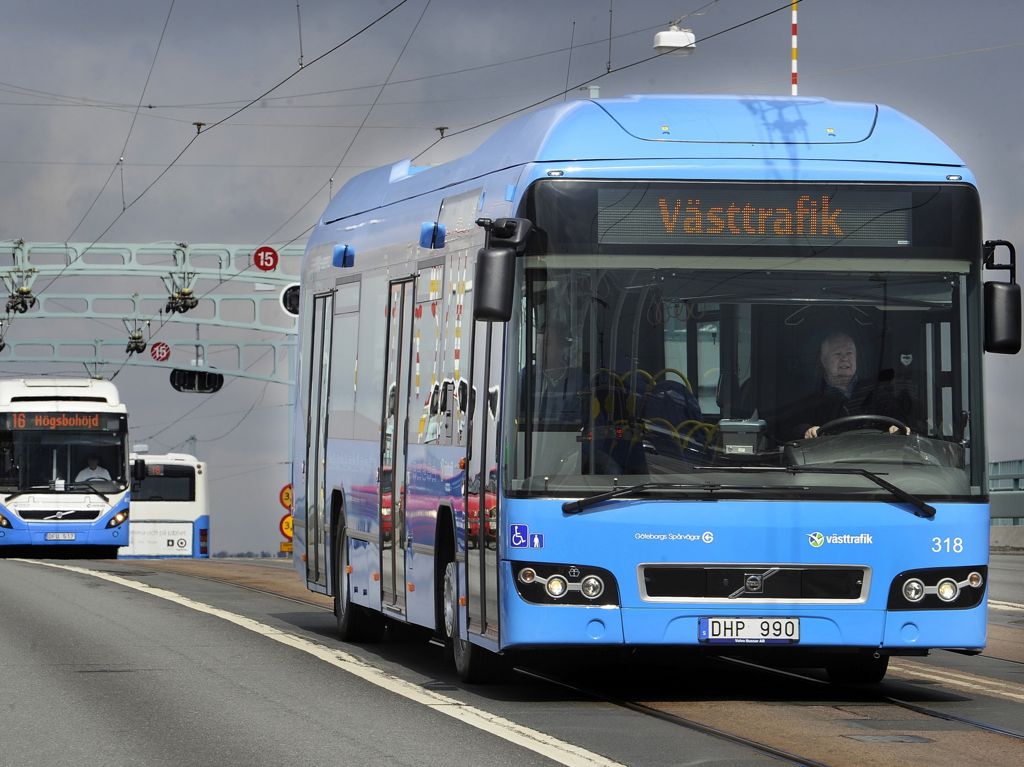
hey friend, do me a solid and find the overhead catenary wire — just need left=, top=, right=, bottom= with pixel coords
left=412, top=0, right=804, bottom=162
left=7, top=0, right=801, bottom=369
left=20, top=0, right=414, bottom=312
left=65, top=0, right=176, bottom=243
left=259, top=0, right=433, bottom=246
left=0, top=17, right=673, bottom=113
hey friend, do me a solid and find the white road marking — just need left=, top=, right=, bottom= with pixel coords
left=988, top=599, right=1024, bottom=612
left=21, top=559, right=624, bottom=767
left=890, top=660, right=1024, bottom=703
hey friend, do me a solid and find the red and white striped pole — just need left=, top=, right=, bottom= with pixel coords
left=791, top=1, right=798, bottom=95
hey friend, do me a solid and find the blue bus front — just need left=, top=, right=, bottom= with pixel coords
left=494, top=179, right=991, bottom=675
left=0, top=410, right=130, bottom=551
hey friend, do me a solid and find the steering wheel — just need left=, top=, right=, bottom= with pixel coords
left=817, top=414, right=908, bottom=437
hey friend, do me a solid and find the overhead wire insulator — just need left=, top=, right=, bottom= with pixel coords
left=125, top=329, right=147, bottom=355
left=6, top=287, right=36, bottom=314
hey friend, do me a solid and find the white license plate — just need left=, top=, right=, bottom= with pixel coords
left=45, top=532, right=76, bottom=541
left=699, top=617, right=799, bottom=644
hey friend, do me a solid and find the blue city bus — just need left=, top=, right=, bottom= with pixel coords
left=0, top=378, right=132, bottom=555
left=292, top=95, right=1021, bottom=682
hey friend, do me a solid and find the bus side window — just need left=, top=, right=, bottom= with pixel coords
left=459, top=379, right=475, bottom=416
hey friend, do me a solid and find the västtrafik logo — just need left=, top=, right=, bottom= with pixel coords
left=806, top=531, right=873, bottom=547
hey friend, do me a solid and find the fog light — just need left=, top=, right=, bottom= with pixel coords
left=518, top=567, right=537, bottom=584
left=936, top=578, right=959, bottom=602
left=902, top=578, right=925, bottom=603
left=967, top=571, right=984, bottom=588
left=545, top=575, right=568, bottom=599
left=580, top=575, right=604, bottom=599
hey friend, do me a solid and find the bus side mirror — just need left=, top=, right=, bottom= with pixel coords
left=984, top=239, right=1021, bottom=354
left=473, top=246, right=515, bottom=322
left=132, top=458, right=147, bottom=482
left=985, top=281, right=1021, bottom=353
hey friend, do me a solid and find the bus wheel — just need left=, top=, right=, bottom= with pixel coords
left=826, top=653, right=889, bottom=685
left=441, top=559, right=505, bottom=682
left=334, top=530, right=384, bottom=643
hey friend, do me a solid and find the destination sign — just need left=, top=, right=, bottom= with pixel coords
left=597, top=187, right=913, bottom=248
left=4, top=412, right=121, bottom=431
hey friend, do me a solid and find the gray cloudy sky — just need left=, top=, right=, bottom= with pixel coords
left=1, top=0, right=1022, bottom=552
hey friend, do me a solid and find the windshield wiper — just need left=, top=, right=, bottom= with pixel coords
left=562, top=482, right=719, bottom=514
left=560, top=467, right=935, bottom=518
left=692, top=465, right=935, bottom=518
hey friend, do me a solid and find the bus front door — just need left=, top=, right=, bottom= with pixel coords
left=465, top=318, right=502, bottom=643
left=305, top=291, right=334, bottom=589
left=381, top=277, right=415, bottom=616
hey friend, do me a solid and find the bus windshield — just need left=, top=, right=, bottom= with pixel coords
left=0, top=412, right=128, bottom=493
left=133, top=464, right=196, bottom=501
left=505, top=181, right=980, bottom=501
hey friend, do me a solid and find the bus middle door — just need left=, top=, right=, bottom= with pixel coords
left=305, top=290, right=335, bottom=589
left=381, top=276, right=415, bottom=617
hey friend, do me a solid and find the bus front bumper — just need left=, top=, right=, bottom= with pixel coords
left=500, top=599, right=987, bottom=651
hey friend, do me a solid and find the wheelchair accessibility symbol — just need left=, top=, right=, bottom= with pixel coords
left=510, top=524, right=529, bottom=548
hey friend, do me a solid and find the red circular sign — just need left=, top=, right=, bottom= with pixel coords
left=150, top=341, right=171, bottom=362
left=253, top=246, right=279, bottom=272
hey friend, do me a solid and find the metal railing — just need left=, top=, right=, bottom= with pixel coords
left=990, top=460, right=1023, bottom=524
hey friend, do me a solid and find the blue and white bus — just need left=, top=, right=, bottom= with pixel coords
left=0, top=378, right=131, bottom=555
left=121, top=452, right=210, bottom=558
left=292, top=95, right=1021, bottom=682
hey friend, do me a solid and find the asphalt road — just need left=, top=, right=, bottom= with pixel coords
left=0, top=554, right=1021, bottom=767
left=0, top=557, right=776, bottom=767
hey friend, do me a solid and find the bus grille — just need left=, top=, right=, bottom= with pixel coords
left=640, top=565, right=867, bottom=601
left=20, top=508, right=102, bottom=521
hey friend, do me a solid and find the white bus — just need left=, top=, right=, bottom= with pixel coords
left=122, top=452, right=210, bottom=558
left=0, top=378, right=131, bottom=555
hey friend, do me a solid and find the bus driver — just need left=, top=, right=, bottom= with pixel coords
left=75, top=454, right=111, bottom=483
left=795, top=331, right=913, bottom=439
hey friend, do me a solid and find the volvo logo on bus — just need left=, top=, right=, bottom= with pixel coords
left=44, top=510, right=78, bottom=520
left=729, top=568, right=780, bottom=599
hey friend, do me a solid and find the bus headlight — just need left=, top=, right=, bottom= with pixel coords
left=901, top=578, right=925, bottom=602
left=0, top=512, right=10, bottom=528
left=887, top=566, right=986, bottom=610
left=518, top=567, right=537, bottom=584
left=935, top=578, right=959, bottom=602
left=511, top=562, right=619, bottom=606
left=580, top=575, right=605, bottom=600
left=106, top=509, right=129, bottom=528
left=545, top=575, right=568, bottom=599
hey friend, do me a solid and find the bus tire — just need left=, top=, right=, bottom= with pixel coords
left=441, top=558, right=506, bottom=683
left=825, top=653, right=888, bottom=685
left=333, top=529, right=384, bottom=643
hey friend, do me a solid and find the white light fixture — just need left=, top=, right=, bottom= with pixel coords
left=654, top=23, right=696, bottom=55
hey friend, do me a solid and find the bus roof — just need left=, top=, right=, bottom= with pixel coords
left=0, top=378, right=122, bottom=408
left=322, top=94, right=968, bottom=223
left=130, top=452, right=201, bottom=466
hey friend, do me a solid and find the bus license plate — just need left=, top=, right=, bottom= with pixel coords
left=699, top=617, right=799, bottom=644
left=45, top=532, right=76, bottom=541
